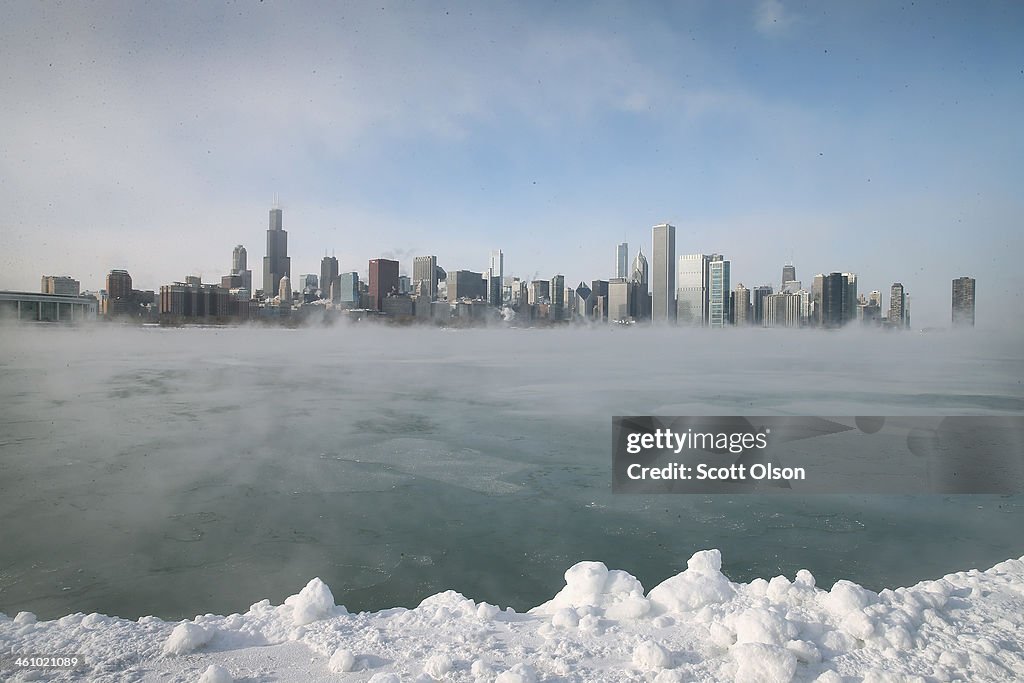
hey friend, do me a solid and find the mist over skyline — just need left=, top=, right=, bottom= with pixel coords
left=2, top=1, right=1022, bottom=328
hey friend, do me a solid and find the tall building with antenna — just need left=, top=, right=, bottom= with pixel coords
left=321, top=254, right=339, bottom=301
left=262, top=205, right=290, bottom=299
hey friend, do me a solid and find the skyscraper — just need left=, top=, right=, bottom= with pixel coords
left=608, top=278, right=631, bottom=322
left=231, top=245, right=252, bottom=292
left=368, top=259, right=400, bottom=311
left=278, top=275, right=292, bottom=306
left=821, top=273, right=846, bottom=328
left=889, top=282, right=907, bottom=329
left=677, top=253, right=708, bottom=325
left=734, top=284, right=751, bottom=326
left=488, top=250, right=504, bottom=307
left=782, top=263, right=796, bottom=287
left=630, top=250, right=650, bottom=321
left=652, top=223, right=676, bottom=323
left=631, top=249, right=648, bottom=287
left=707, top=255, right=730, bottom=328
left=591, top=280, right=609, bottom=320
left=321, top=255, right=339, bottom=301
left=616, top=243, right=629, bottom=279
left=952, top=276, right=976, bottom=327
left=550, top=274, right=565, bottom=320
left=232, top=245, right=246, bottom=273
left=413, top=255, right=439, bottom=300
left=842, top=273, right=858, bottom=324
left=752, top=285, right=773, bottom=326
left=262, top=207, right=290, bottom=298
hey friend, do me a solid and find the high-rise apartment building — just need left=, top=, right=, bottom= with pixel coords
left=952, top=276, right=976, bottom=327
left=368, top=259, right=400, bottom=311
left=752, top=285, right=773, bottom=326
left=651, top=223, right=676, bottom=322
left=842, top=273, right=858, bottom=324
left=734, top=284, right=751, bottom=326
left=889, top=282, right=907, bottom=329
left=707, top=255, right=730, bottom=328
left=528, top=279, right=550, bottom=305
left=262, top=208, right=290, bottom=298
left=104, top=269, right=134, bottom=316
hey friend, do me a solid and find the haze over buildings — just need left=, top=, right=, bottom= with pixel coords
left=1, top=3, right=1021, bottom=328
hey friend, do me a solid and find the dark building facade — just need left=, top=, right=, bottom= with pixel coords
left=321, top=256, right=340, bottom=301
left=821, top=272, right=846, bottom=328
left=159, top=281, right=231, bottom=318
left=368, top=259, right=400, bottom=311
left=262, top=208, right=290, bottom=298
left=448, top=270, right=487, bottom=301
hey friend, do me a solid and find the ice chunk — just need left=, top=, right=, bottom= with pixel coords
left=648, top=549, right=736, bottom=613
left=531, top=561, right=650, bottom=620
left=495, top=663, right=537, bottom=683
left=198, top=664, right=233, bottom=683
left=284, top=577, right=336, bottom=626
left=329, top=648, right=356, bottom=673
left=551, top=607, right=579, bottom=629
left=423, top=653, right=454, bottom=679
left=163, top=622, right=212, bottom=655
left=732, top=643, right=797, bottom=683
left=632, top=640, right=672, bottom=670
left=824, top=580, right=877, bottom=616
left=732, top=608, right=797, bottom=646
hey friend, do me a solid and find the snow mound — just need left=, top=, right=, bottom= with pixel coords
left=163, top=621, right=212, bottom=654
left=531, top=560, right=651, bottom=619
left=648, top=549, right=737, bottom=613
left=2, top=549, right=1023, bottom=682
left=198, top=664, right=233, bottom=683
left=284, top=577, right=338, bottom=626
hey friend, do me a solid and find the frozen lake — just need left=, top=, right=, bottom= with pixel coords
left=1, top=324, right=1022, bottom=621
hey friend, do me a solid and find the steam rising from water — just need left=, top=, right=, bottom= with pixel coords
left=1, top=324, right=1021, bottom=620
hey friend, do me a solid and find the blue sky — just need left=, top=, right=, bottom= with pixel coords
left=2, top=1, right=1021, bottom=327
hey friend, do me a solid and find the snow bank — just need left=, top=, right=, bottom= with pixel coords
left=2, top=550, right=1023, bottom=682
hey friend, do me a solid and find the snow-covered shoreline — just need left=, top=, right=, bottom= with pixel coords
left=3, top=549, right=1023, bottom=682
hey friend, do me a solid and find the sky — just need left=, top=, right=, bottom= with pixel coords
left=2, top=0, right=1022, bottom=328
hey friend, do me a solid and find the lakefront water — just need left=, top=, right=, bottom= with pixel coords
left=1, top=323, right=1021, bottom=621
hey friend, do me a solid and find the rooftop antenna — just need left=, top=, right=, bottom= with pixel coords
left=273, top=193, right=280, bottom=209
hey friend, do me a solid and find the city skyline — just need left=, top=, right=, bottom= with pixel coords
left=2, top=2, right=1022, bottom=328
